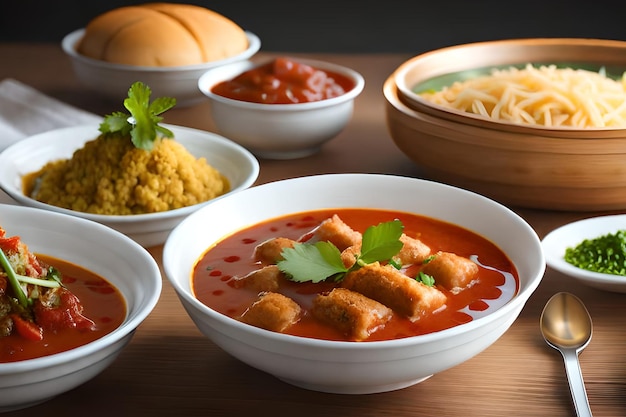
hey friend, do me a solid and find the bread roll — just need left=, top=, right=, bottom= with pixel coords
left=77, top=3, right=249, bottom=67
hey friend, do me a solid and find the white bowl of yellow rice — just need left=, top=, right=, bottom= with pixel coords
left=0, top=124, right=259, bottom=247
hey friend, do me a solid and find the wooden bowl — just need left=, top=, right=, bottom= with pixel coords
left=384, top=38, right=626, bottom=211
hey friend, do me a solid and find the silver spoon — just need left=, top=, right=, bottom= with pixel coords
left=540, top=292, right=593, bottom=417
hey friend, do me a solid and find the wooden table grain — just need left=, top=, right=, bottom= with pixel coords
left=2, top=44, right=626, bottom=417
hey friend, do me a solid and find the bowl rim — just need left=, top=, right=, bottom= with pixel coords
left=197, top=57, right=365, bottom=110
left=393, top=37, right=626, bottom=134
left=61, top=28, right=262, bottom=72
left=0, top=204, right=162, bottom=373
left=163, top=173, right=545, bottom=350
left=0, top=123, right=260, bottom=224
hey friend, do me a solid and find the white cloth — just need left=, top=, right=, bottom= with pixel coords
left=0, top=79, right=101, bottom=204
left=0, top=78, right=100, bottom=151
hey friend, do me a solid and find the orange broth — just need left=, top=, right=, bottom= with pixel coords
left=0, top=255, right=126, bottom=362
left=192, top=208, right=519, bottom=342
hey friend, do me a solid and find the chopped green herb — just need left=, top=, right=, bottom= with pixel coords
left=416, top=271, right=435, bottom=286
left=423, top=254, right=436, bottom=264
left=388, top=258, right=402, bottom=270
left=99, top=81, right=177, bottom=151
left=277, top=219, right=404, bottom=283
left=564, top=230, right=626, bottom=275
left=46, top=267, right=63, bottom=285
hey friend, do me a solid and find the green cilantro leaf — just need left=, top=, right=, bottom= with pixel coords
left=277, top=241, right=347, bottom=283
left=99, top=82, right=176, bottom=151
left=99, top=111, right=131, bottom=136
left=358, top=219, right=404, bottom=265
left=277, top=219, right=405, bottom=283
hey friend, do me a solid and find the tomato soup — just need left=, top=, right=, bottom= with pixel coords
left=210, top=57, right=355, bottom=104
left=192, top=208, right=519, bottom=342
left=0, top=255, right=126, bottom=362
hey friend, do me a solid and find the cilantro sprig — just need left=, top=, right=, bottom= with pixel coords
left=99, top=82, right=177, bottom=150
left=277, top=220, right=405, bottom=283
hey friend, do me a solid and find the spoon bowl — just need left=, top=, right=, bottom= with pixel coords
left=540, top=292, right=593, bottom=417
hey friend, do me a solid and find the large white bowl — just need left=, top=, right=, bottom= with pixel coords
left=0, top=124, right=259, bottom=247
left=62, top=28, right=261, bottom=107
left=198, top=58, right=365, bottom=159
left=0, top=204, right=161, bottom=412
left=163, top=173, right=545, bottom=394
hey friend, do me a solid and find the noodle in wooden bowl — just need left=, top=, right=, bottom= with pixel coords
left=386, top=38, right=626, bottom=211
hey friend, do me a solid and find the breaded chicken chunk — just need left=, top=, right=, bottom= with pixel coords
left=342, top=262, right=447, bottom=321
left=310, top=214, right=362, bottom=251
left=312, top=288, right=393, bottom=341
left=394, top=233, right=431, bottom=265
left=231, top=265, right=284, bottom=292
left=421, top=251, right=478, bottom=292
left=253, top=237, right=296, bottom=265
left=239, top=292, right=301, bottom=332
left=340, top=244, right=361, bottom=268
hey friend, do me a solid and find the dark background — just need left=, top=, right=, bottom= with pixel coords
left=1, top=0, right=625, bottom=53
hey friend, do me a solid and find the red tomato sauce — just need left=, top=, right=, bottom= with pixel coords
left=210, top=57, right=355, bottom=104
left=192, top=208, right=519, bottom=342
left=0, top=255, right=126, bottom=362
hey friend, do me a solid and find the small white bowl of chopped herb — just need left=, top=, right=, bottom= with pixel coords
left=0, top=82, right=259, bottom=248
left=542, top=214, right=626, bottom=293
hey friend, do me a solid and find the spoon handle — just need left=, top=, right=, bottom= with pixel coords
left=562, top=349, right=593, bottom=417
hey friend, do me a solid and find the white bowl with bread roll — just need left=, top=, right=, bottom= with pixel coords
left=62, top=3, right=261, bottom=107
left=163, top=173, right=545, bottom=394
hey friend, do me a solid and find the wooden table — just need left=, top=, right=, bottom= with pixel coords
left=2, top=44, right=626, bottom=417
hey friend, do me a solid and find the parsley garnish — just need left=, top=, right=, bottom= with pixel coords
left=99, top=82, right=177, bottom=151
left=277, top=219, right=404, bottom=283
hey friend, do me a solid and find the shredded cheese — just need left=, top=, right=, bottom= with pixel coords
left=419, top=64, right=626, bottom=128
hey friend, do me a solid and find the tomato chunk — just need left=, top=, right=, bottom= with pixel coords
left=34, top=287, right=96, bottom=332
left=10, top=314, right=43, bottom=341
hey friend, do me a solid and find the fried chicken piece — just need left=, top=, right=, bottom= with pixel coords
left=421, top=251, right=479, bottom=292
left=239, top=292, right=301, bottom=333
left=394, top=233, right=431, bottom=265
left=310, top=214, right=362, bottom=251
left=231, top=265, right=285, bottom=292
left=342, top=262, right=447, bottom=321
left=253, top=237, right=296, bottom=264
left=340, top=244, right=360, bottom=268
left=312, top=288, right=392, bottom=341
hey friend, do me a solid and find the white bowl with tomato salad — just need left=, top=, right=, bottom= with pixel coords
left=0, top=204, right=161, bottom=411
left=197, top=57, right=365, bottom=159
left=163, top=173, right=545, bottom=394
